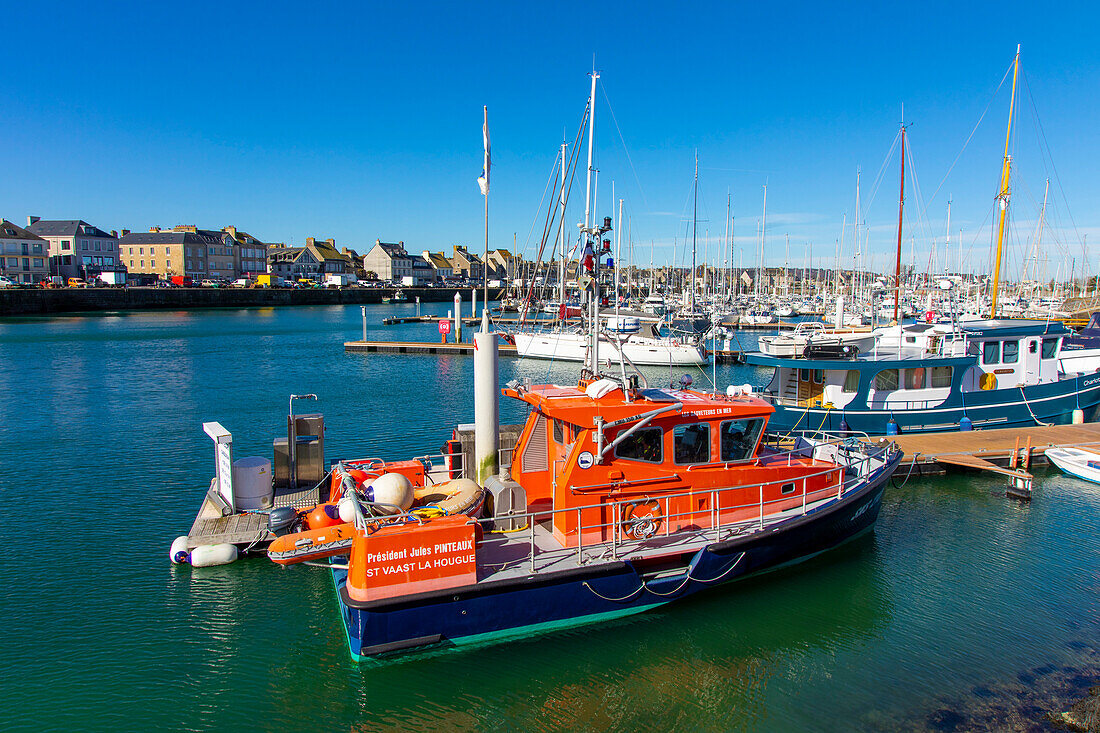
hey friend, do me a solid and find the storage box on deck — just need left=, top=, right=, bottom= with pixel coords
left=346, top=516, right=477, bottom=602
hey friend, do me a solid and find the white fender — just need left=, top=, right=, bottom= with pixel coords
left=170, top=536, right=190, bottom=564
left=189, top=543, right=239, bottom=567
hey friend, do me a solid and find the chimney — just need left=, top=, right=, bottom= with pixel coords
left=306, top=237, right=316, bottom=246
left=325, top=238, right=335, bottom=246
left=149, top=226, right=160, bottom=233
left=121, top=229, right=131, bottom=237
left=223, top=225, right=237, bottom=238
left=110, top=230, right=118, bottom=238
left=27, top=216, right=39, bottom=227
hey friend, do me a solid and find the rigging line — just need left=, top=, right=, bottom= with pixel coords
left=520, top=105, right=588, bottom=325
left=921, top=62, right=1014, bottom=216
left=600, top=83, right=651, bottom=211
left=863, top=130, right=901, bottom=214
left=519, top=152, right=562, bottom=261
left=1022, top=71, right=1085, bottom=254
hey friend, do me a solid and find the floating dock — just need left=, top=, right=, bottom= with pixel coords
left=888, top=422, right=1100, bottom=478
left=345, top=340, right=519, bottom=356
left=382, top=315, right=563, bottom=326
left=186, top=481, right=320, bottom=550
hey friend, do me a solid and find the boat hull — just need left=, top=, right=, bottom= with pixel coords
left=1046, top=447, right=1100, bottom=484
left=513, top=331, right=707, bottom=366
left=332, top=450, right=900, bottom=661
left=764, top=373, right=1100, bottom=435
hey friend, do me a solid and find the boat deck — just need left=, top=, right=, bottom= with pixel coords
left=471, top=496, right=833, bottom=583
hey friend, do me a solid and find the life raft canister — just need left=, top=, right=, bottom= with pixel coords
left=623, top=499, right=663, bottom=540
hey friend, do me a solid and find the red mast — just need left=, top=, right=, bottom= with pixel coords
left=893, top=124, right=906, bottom=324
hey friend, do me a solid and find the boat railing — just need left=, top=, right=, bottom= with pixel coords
left=345, top=436, right=894, bottom=574
left=467, top=438, right=897, bottom=573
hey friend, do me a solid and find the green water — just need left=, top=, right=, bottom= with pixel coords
left=2, top=305, right=1097, bottom=732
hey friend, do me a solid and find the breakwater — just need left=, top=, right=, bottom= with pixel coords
left=0, top=286, right=506, bottom=316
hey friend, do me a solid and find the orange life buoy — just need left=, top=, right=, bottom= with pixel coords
left=623, top=499, right=663, bottom=540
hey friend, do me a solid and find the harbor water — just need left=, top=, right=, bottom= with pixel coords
left=2, top=304, right=1098, bottom=731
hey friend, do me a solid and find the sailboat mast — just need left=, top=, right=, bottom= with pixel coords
left=758, top=183, right=767, bottom=300
left=582, top=73, right=600, bottom=373
left=990, top=45, right=1021, bottom=318
left=558, top=141, right=567, bottom=307
left=691, top=151, right=698, bottom=311
left=893, top=123, right=906, bottom=324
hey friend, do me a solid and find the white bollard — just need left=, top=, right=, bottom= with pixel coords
left=454, top=292, right=462, bottom=343
left=834, top=295, right=844, bottom=329
left=472, top=288, right=477, bottom=318
left=473, top=311, right=499, bottom=485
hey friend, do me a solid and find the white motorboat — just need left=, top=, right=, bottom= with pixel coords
left=757, top=321, right=877, bottom=357
left=1046, top=446, right=1100, bottom=484
left=514, top=317, right=707, bottom=366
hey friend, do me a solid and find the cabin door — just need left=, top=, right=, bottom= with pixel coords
left=797, top=368, right=826, bottom=407
left=1023, top=338, right=1041, bottom=382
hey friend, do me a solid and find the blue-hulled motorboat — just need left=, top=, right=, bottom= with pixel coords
left=745, top=319, right=1100, bottom=435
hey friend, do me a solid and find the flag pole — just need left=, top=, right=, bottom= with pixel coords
left=484, top=167, right=489, bottom=315
left=480, top=105, right=490, bottom=316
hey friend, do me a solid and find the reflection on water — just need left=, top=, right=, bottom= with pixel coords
left=0, top=304, right=1097, bottom=732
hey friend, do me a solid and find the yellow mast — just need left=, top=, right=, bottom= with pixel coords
left=990, top=44, right=1021, bottom=318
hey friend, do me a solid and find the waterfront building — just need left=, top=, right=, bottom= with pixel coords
left=450, top=245, right=484, bottom=281
left=120, top=226, right=269, bottom=281
left=488, top=249, right=521, bottom=281
left=305, top=237, right=349, bottom=279
left=0, top=220, right=49, bottom=283
left=422, top=251, right=454, bottom=282
left=26, top=218, right=120, bottom=280
left=363, top=241, right=414, bottom=283
left=268, top=245, right=321, bottom=281
left=222, top=226, right=271, bottom=278
left=119, top=227, right=220, bottom=279
left=267, top=237, right=349, bottom=282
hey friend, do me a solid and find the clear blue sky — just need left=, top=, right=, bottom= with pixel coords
left=4, top=1, right=1099, bottom=279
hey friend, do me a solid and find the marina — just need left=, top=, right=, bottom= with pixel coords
left=6, top=304, right=1100, bottom=731
left=9, top=7, right=1100, bottom=729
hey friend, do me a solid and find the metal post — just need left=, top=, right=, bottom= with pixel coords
left=759, top=485, right=764, bottom=529
left=360, top=305, right=366, bottom=342
left=454, top=292, right=462, bottom=343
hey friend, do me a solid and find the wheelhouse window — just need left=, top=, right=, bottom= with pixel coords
left=673, top=423, right=711, bottom=465
left=614, top=426, right=662, bottom=464
left=904, top=368, right=926, bottom=390
left=1002, top=340, right=1019, bottom=364
left=1042, top=338, right=1059, bottom=359
left=982, top=341, right=1000, bottom=365
left=931, top=366, right=952, bottom=388
left=813, top=369, right=824, bottom=384
left=873, top=369, right=899, bottom=391
left=843, top=370, right=860, bottom=393
left=719, top=418, right=764, bottom=462
left=553, top=420, right=564, bottom=444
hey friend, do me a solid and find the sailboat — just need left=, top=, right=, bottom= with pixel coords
left=744, top=48, right=1100, bottom=434
left=512, top=74, right=707, bottom=367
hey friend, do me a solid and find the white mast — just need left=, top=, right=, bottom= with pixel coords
left=558, top=141, right=568, bottom=307
left=583, top=71, right=599, bottom=373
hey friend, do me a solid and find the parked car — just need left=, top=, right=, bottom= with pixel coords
left=67, top=277, right=88, bottom=288
left=0, top=275, right=16, bottom=288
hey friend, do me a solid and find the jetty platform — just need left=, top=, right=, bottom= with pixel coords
left=888, top=422, right=1100, bottom=478
left=345, top=340, right=519, bottom=356
left=186, top=481, right=320, bottom=550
